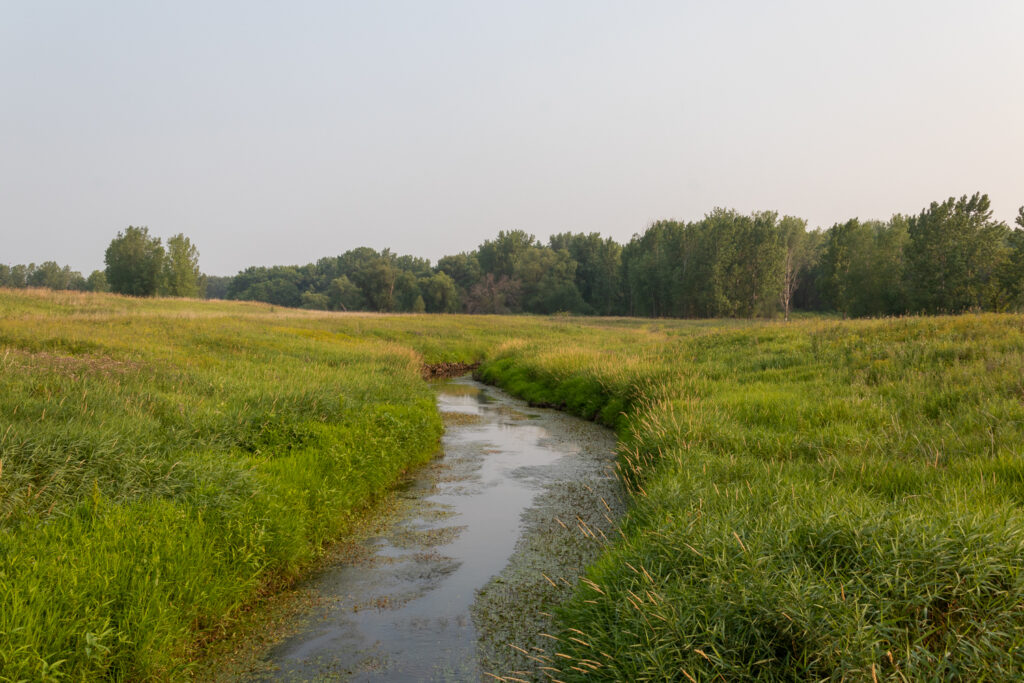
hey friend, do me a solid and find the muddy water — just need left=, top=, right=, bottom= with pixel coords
left=252, top=377, right=622, bottom=681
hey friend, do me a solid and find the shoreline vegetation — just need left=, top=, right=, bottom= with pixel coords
left=3, top=288, right=1024, bottom=679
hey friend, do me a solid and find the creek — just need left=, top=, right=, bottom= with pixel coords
left=250, top=376, right=623, bottom=681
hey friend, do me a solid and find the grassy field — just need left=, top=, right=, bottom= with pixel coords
left=3, top=289, right=1024, bottom=680
left=0, top=290, right=448, bottom=680
left=478, top=315, right=1024, bottom=680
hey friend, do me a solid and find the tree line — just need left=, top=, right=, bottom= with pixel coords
left=5, top=194, right=1023, bottom=318
left=1, top=226, right=203, bottom=298
left=623, top=196, right=1024, bottom=319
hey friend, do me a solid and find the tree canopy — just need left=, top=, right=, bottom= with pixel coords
left=9, top=193, right=1024, bottom=318
left=162, top=234, right=203, bottom=298
left=104, top=226, right=165, bottom=296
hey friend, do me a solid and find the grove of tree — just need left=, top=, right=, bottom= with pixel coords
left=4, top=193, right=1023, bottom=318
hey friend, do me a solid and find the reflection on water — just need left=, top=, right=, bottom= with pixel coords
left=254, top=376, right=609, bottom=681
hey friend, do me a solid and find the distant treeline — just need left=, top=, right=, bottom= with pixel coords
left=0, top=262, right=108, bottom=293
left=7, top=193, right=1024, bottom=318
left=1, top=227, right=203, bottom=299
left=219, top=193, right=1024, bottom=317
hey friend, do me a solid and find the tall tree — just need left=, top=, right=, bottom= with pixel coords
left=1003, top=207, right=1024, bottom=309
left=104, top=226, right=165, bottom=296
left=819, top=217, right=909, bottom=317
left=906, top=193, right=1009, bottom=313
left=227, top=265, right=305, bottom=307
left=477, top=230, right=535, bottom=279
left=300, top=290, right=330, bottom=310
left=702, top=209, right=785, bottom=317
left=203, top=275, right=230, bottom=299
left=514, top=246, right=584, bottom=314
left=357, top=257, right=400, bottom=312
left=435, top=252, right=481, bottom=311
left=791, top=229, right=826, bottom=312
left=162, top=233, right=202, bottom=297
left=819, top=219, right=871, bottom=317
left=549, top=232, right=622, bottom=315
left=326, top=275, right=365, bottom=311
left=27, top=261, right=85, bottom=290
left=421, top=272, right=459, bottom=313
left=393, top=270, right=422, bottom=311
left=87, top=270, right=109, bottom=293
left=778, top=216, right=809, bottom=321
left=620, top=222, right=679, bottom=317
left=9, top=264, right=28, bottom=288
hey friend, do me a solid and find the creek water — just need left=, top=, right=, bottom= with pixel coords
left=251, top=377, right=620, bottom=681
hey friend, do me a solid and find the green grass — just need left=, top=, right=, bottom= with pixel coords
left=4, top=289, right=1024, bottom=680
left=0, top=290, right=445, bottom=680
left=478, top=315, right=1024, bottom=680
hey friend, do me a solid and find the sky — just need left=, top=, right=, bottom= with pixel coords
left=2, top=1, right=1023, bottom=276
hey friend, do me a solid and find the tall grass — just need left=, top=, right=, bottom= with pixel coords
left=0, top=290, right=444, bottom=680
left=478, top=315, right=1024, bottom=679
left=6, top=288, right=1024, bottom=680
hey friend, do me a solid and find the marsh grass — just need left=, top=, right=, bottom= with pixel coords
left=5, top=287, right=1024, bottom=680
left=0, top=290, right=444, bottom=680
left=478, top=314, right=1024, bottom=680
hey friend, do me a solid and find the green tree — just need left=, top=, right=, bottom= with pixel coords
left=27, top=261, right=82, bottom=290
left=436, top=252, right=481, bottom=310
left=871, top=216, right=910, bottom=315
left=203, top=275, right=230, bottom=299
left=549, top=232, right=622, bottom=315
left=778, top=216, right=809, bottom=321
left=515, top=246, right=584, bottom=314
left=162, top=233, right=202, bottom=297
left=19, top=261, right=83, bottom=292
left=906, top=193, right=1010, bottom=313
left=621, top=222, right=684, bottom=317
left=477, top=230, right=536, bottom=279
left=819, top=217, right=909, bottom=317
left=227, top=265, right=304, bottom=307
left=9, top=264, right=28, bottom=288
left=300, top=291, right=330, bottom=310
left=358, top=257, right=399, bottom=312
left=326, top=275, right=365, bottom=311
left=791, top=229, right=826, bottom=311
left=393, top=270, right=422, bottom=311
left=1003, top=208, right=1024, bottom=309
left=105, top=226, right=165, bottom=296
left=701, top=209, right=785, bottom=317
left=421, top=272, right=459, bottom=313
left=819, top=219, right=871, bottom=316
left=87, top=270, right=109, bottom=293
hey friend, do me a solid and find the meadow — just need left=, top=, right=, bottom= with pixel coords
left=0, top=290, right=449, bottom=680
left=2, top=289, right=1024, bottom=680
left=478, top=315, right=1024, bottom=680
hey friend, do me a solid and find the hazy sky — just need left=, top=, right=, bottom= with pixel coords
left=3, top=1, right=1023, bottom=276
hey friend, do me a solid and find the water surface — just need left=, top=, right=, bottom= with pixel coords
left=252, top=377, right=620, bottom=681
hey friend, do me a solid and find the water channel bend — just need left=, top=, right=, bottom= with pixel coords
left=254, top=376, right=622, bottom=681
